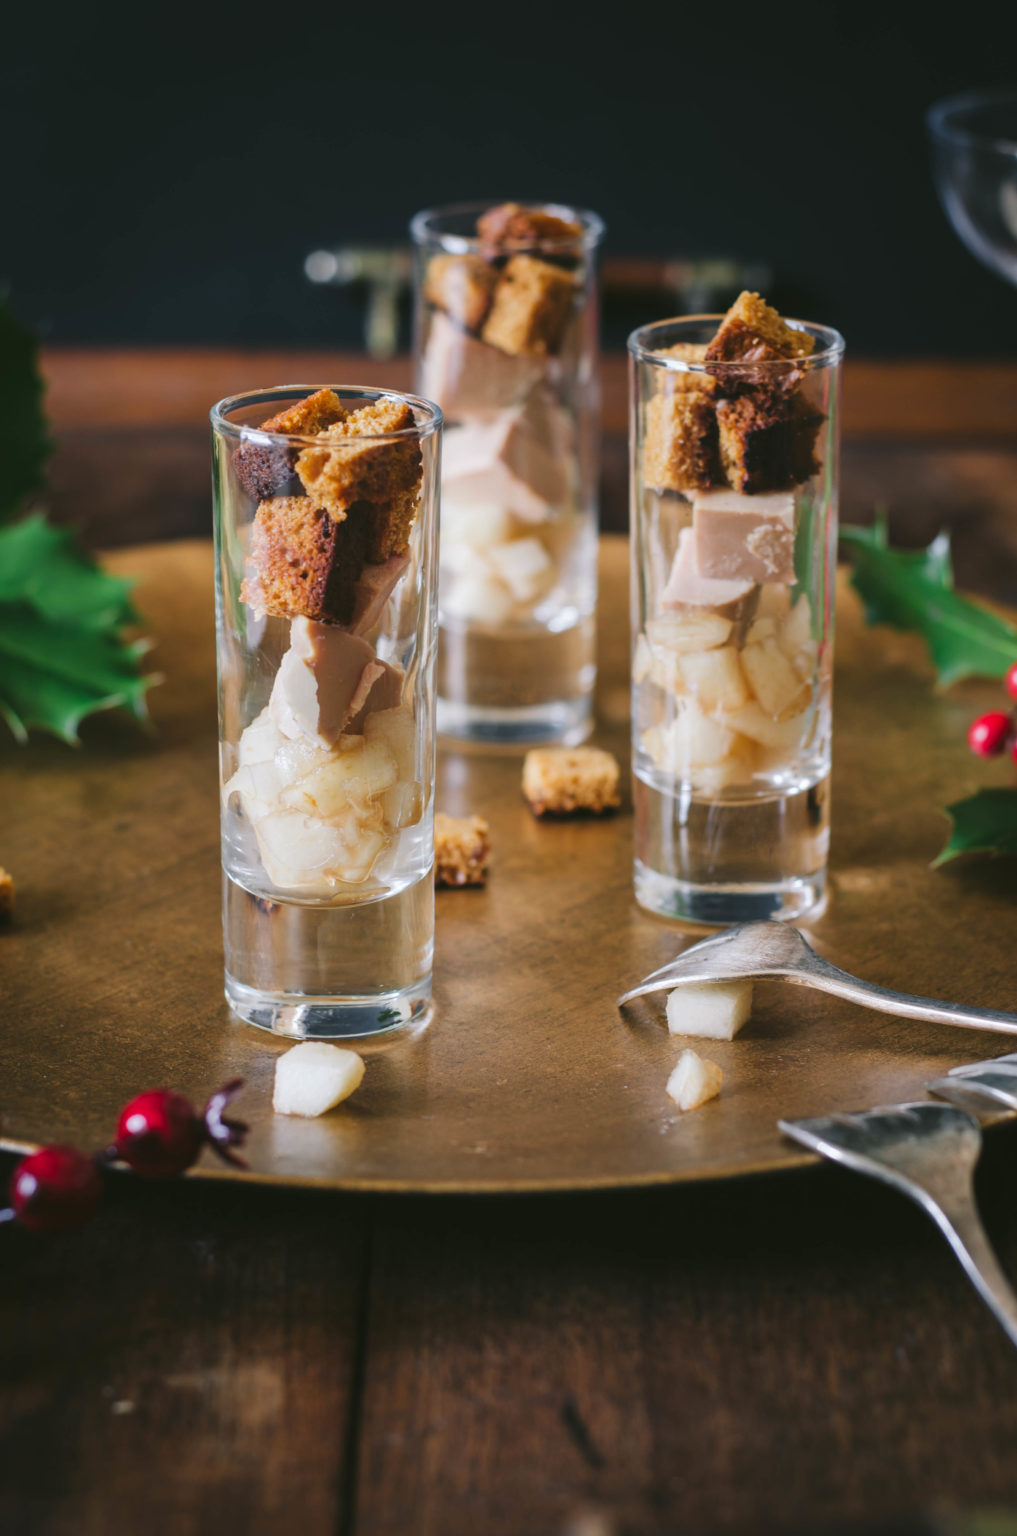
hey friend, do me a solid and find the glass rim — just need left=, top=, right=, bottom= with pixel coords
left=210, top=384, right=443, bottom=446
left=409, top=200, right=605, bottom=255
left=626, top=314, right=845, bottom=371
left=928, top=89, right=1017, bottom=156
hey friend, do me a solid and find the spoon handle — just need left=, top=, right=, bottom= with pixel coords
left=800, top=958, right=1017, bottom=1036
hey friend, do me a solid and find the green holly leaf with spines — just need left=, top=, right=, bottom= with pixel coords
left=0, top=513, right=139, bottom=631
left=841, top=514, right=1017, bottom=686
left=0, top=606, right=155, bottom=745
left=0, top=295, right=53, bottom=525
left=933, top=788, right=1017, bottom=867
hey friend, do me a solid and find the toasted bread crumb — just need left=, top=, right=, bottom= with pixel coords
left=259, top=389, right=349, bottom=438
left=477, top=202, right=583, bottom=247
left=242, top=497, right=371, bottom=623
left=233, top=390, right=349, bottom=501
left=522, top=747, right=621, bottom=818
left=295, top=399, right=423, bottom=561
left=424, top=254, right=499, bottom=333
left=0, top=867, right=13, bottom=920
left=643, top=391, right=717, bottom=492
left=481, top=255, right=575, bottom=357
left=434, top=813, right=491, bottom=887
left=705, top=291, right=814, bottom=397
left=716, top=394, right=822, bottom=495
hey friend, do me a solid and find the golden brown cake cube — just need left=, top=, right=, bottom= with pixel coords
left=242, top=497, right=371, bottom=623
left=656, top=342, right=716, bottom=395
left=476, top=202, right=583, bottom=247
left=434, top=813, right=491, bottom=888
left=481, top=255, right=575, bottom=356
left=705, top=291, right=814, bottom=396
left=522, top=746, right=621, bottom=818
left=643, top=391, right=717, bottom=492
left=716, top=393, right=824, bottom=495
left=233, top=389, right=349, bottom=500
left=295, top=399, right=422, bottom=561
left=423, top=254, right=499, bottom=333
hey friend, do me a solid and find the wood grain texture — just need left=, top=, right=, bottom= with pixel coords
left=3, top=541, right=1017, bottom=1192
left=0, top=1177, right=368, bottom=1536
left=41, top=350, right=1017, bottom=439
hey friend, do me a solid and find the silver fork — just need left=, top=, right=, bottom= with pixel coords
left=780, top=1102, right=1017, bottom=1348
left=928, top=1053, right=1017, bottom=1113
left=617, top=921, right=1017, bottom=1035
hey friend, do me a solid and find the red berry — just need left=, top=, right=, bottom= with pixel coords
left=1006, top=662, right=1017, bottom=702
left=968, top=711, right=1012, bottom=757
left=10, top=1145, right=102, bottom=1232
left=115, top=1090, right=204, bottom=1178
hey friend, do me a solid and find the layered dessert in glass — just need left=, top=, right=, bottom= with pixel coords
left=411, top=201, right=604, bottom=745
left=628, top=295, right=844, bottom=923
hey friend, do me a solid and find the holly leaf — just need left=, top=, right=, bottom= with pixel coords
left=0, top=294, right=52, bottom=524
left=933, top=788, right=1017, bottom=867
left=840, top=514, right=1017, bottom=686
left=0, top=605, right=154, bottom=745
left=0, top=514, right=138, bottom=631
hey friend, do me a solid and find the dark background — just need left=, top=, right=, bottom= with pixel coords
left=4, top=3, right=1017, bottom=355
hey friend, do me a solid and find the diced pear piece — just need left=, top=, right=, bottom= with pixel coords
left=666, top=1050, right=723, bottom=1112
left=756, top=583, right=792, bottom=622
left=741, top=638, right=810, bottom=721
left=253, top=810, right=350, bottom=890
left=745, top=616, right=779, bottom=645
left=364, top=706, right=417, bottom=781
left=666, top=979, right=753, bottom=1040
left=646, top=612, right=732, bottom=654
left=693, top=735, right=757, bottom=794
left=490, top=536, right=553, bottom=602
left=675, top=646, right=750, bottom=712
left=633, top=632, right=653, bottom=684
left=333, top=824, right=389, bottom=884
left=713, top=700, right=809, bottom=750
left=273, top=1042, right=365, bottom=1117
left=287, top=738, right=398, bottom=820
left=238, top=706, right=283, bottom=766
left=440, top=497, right=515, bottom=554
left=442, top=571, right=516, bottom=625
left=781, top=595, right=813, bottom=656
left=381, top=780, right=423, bottom=830
left=661, top=707, right=738, bottom=770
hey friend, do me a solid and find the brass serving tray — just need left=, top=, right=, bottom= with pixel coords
left=1, top=537, right=1013, bottom=1192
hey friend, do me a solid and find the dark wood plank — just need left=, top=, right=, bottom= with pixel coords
left=40, top=350, right=1017, bottom=439
left=0, top=1176, right=369, bottom=1536
left=354, top=1135, right=1017, bottom=1536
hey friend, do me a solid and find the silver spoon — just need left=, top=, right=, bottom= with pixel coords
left=780, top=1102, right=1017, bottom=1349
left=617, top=921, right=1017, bottom=1035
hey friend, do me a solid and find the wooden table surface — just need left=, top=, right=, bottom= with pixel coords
left=4, top=351, right=1017, bottom=1536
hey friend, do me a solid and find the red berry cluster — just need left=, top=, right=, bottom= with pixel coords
left=2, top=1081, right=247, bottom=1234
left=968, top=663, right=1017, bottom=761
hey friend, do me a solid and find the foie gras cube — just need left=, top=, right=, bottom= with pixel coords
left=692, top=488, right=797, bottom=585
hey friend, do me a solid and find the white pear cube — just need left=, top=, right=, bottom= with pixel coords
left=756, top=583, right=792, bottom=622
left=633, top=632, right=653, bottom=684
left=333, top=825, right=389, bottom=884
left=745, top=617, right=779, bottom=646
left=666, top=979, right=753, bottom=1040
left=238, top=706, right=283, bottom=765
left=675, top=646, right=750, bottom=712
left=490, top=536, right=553, bottom=603
left=364, top=706, right=417, bottom=781
left=693, top=736, right=757, bottom=794
left=663, top=707, right=738, bottom=770
left=646, top=612, right=732, bottom=654
left=381, top=780, right=423, bottom=830
left=741, top=639, right=810, bottom=721
left=440, top=495, right=515, bottom=554
left=288, top=738, right=398, bottom=820
left=253, top=810, right=350, bottom=890
left=780, top=595, right=813, bottom=657
left=442, top=571, right=515, bottom=625
left=713, top=700, right=809, bottom=751
left=666, top=1050, right=723, bottom=1112
left=273, top=1042, right=365, bottom=1117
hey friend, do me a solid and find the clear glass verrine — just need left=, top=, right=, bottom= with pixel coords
left=411, top=201, right=605, bottom=746
left=628, top=315, right=843, bottom=924
left=211, top=385, right=441, bottom=1038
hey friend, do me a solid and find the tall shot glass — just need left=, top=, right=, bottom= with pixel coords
left=411, top=201, right=604, bottom=745
left=628, top=314, right=844, bottom=924
left=211, top=386, right=441, bottom=1038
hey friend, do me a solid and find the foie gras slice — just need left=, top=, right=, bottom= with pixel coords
left=692, top=488, right=797, bottom=585
left=269, top=619, right=389, bottom=747
left=348, top=553, right=410, bottom=637
left=442, top=404, right=569, bottom=523
left=419, top=310, right=543, bottom=418
left=661, top=527, right=758, bottom=624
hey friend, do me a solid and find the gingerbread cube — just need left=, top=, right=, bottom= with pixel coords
left=476, top=202, right=583, bottom=247
left=522, top=746, right=621, bottom=818
left=481, top=255, right=575, bottom=356
left=424, top=254, right=499, bottom=334
left=705, top=291, right=814, bottom=396
left=233, top=388, right=349, bottom=501
left=242, top=497, right=371, bottom=624
left=295, top=399, right=422, bottom=561
left=434, top=813, right=491, bottom=888
left=717, top=394, right=822, bottom=495
left=643, top=391, right=718, bottom=493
